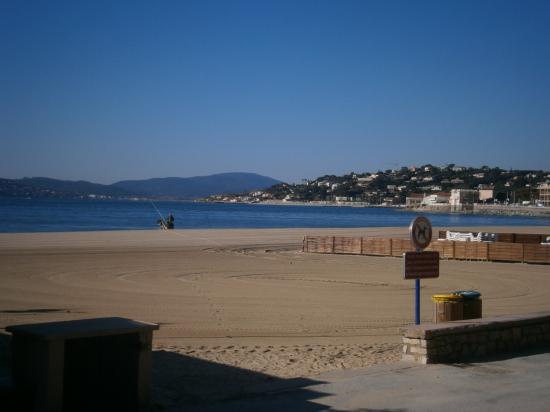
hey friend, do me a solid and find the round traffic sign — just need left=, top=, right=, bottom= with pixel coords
left=409, top=216, right=432, bottom=250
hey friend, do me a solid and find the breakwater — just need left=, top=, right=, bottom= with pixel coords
left=415, top=204, right=550, bottom=217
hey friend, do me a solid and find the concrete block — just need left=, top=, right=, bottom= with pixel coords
left=403, top=337, right=421, bottom=346
left=402, top=354, right=417, bottom=363
left=410, top=346, right=427, bottom=355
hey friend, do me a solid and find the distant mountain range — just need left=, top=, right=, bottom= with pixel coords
left=112, top=173, right=281, bottom=198
left=0, top=173, right=282, bottom=200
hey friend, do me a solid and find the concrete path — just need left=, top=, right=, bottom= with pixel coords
left=192, top=350, right=550, bottom=412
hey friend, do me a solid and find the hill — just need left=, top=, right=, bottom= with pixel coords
left=0, top=173, right=282, bottom=199
left=206, top=165, right=550, bottom=205
left=0, top=177, right=131, bottom=199
left=112, top=173, right=282, bottom=199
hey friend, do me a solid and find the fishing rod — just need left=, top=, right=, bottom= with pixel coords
left=150, top=200, right=165, bottom=220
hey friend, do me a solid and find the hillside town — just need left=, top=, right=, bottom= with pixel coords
left=205, top=165, right=550, bottom=214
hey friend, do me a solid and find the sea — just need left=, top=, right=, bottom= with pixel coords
left=1, top=198, right=550, bottom=233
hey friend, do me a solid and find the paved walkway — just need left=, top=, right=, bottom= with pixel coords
left=193, top=350, right=550, bottom=412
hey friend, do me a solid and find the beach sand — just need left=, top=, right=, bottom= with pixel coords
left=1, top=226, right=549, bottom=408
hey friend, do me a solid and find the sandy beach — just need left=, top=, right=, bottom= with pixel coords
left=1, top=226, right=550, bottom=408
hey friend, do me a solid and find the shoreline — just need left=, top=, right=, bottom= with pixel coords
left=9, top=195, right=549, bottom=217
left=215, top=199, right=550, bottom=217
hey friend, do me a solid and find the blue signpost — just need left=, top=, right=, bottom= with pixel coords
left=404, top=216, right=439, bottom=325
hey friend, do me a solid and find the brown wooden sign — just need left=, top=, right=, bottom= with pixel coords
left=403, top=251, right=440, bottom=279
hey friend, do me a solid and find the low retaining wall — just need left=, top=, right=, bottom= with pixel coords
left=402, top=312, right=550, bottom=364
left=412, top=205, right=550, bottom=217
left=474, top=204, right=550, bottom=217
left=302, top=236, right=550, bottom=264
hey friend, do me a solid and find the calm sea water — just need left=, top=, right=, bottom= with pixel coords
left=0, top=198, right=549, bottom=233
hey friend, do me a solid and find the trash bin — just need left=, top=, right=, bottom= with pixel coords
left=432, top=294, right=464, bottom=323
left=452, top=290, right=482, bottom=319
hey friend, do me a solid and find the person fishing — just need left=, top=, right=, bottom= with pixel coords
left=166, top=213, right=175, bottom=229
left=156, top=213, right=175, bottom=229
left=152, top=201, right=175, bottom=230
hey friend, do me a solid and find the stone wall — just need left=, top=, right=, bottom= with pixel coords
left=411, top=204, right=550, bottom=216
left=473, top=204, right=550, bottom=217
left=415, top=204, right=452, bottom=213
left=402, top=312, right=550, bottom=364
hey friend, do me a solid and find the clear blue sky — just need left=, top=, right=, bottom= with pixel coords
left=1, top=0, right=549, bottom=184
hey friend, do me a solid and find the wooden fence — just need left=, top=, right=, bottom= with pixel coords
left=303, top=236, right=550, bottom=264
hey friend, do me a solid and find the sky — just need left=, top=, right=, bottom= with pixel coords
left=1, top=0, right=549, bottom=184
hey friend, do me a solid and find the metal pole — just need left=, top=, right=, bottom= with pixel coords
left=415, top=278, right=421, bottom=325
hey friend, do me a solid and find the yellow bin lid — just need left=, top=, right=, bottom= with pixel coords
left=432, top=294, right=464, bottom=303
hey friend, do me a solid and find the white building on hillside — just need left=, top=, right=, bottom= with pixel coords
left=421, top=192, right=451, bottom=206
left=335, top=196, right=351, bottom=203
left=539, top=183, right=550, bottom=207
left=406, top=194, right=423, bottom=208
left=478, top=185, right=494, bottom=203
left=450, top=189, right=479, bottom=212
